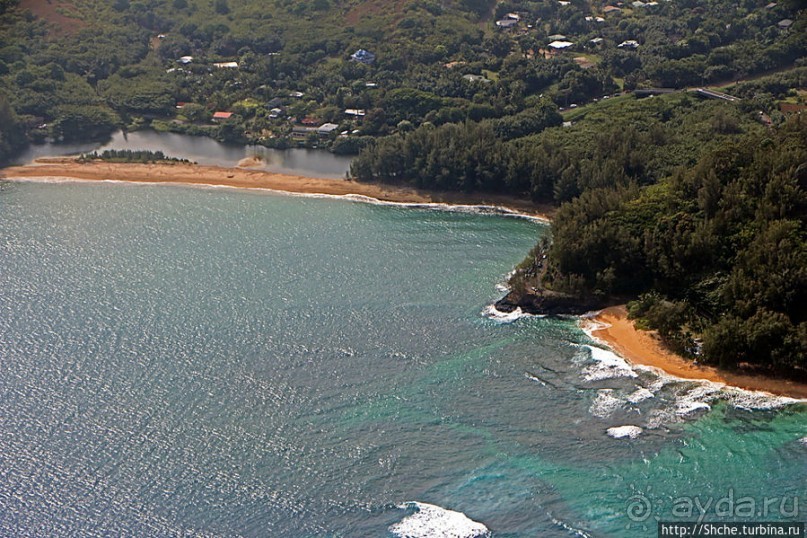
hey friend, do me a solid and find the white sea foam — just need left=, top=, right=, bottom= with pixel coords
left=676, top=399, right=712, bottom=416
left=481, top=304, right=535, bottom=323
left=590, top=389, right=624, bottom=418
left=494, top=269, right=517, bottom=293
left=673, top=383, right=720, bottom=416
left=578, top=312, right=608, bottom=339
left=627, top=387, right=655, bottom=404
left=549, top=515, right=593, bottom=537
left=643, top=375, right=802, bottom=428
left=606, top=425, right=643, bottom=439
left=580, top=345, right=638, bottom=381
left=4, top=175, right=92, bottom=184
left=389, top=502, right=490, bottom=538
left=719, top=386, right=803, bottom=410
left=336, top=195, right=549, bottom=222
left=525, top=372, right=547, bottom=386
left=575, top=316, right=806, bottom=415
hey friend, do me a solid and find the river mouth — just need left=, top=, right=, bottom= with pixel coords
left=11, top=129, right=354, bottom=179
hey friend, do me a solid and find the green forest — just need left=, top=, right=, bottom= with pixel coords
left=0, top=0, right=804, bottom=158
left=1, top=0, right=806, bottom=376
left=542, top=117, right=806, bottom=373
left=352, top=83, right=806, bottom=374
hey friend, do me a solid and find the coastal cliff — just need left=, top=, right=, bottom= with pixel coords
left=494, top=289, right=612, bottom=317
left=494, top=240, right=619, bottom=316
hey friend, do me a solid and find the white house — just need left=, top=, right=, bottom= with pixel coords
left=548, top=40, right=575, bottom=50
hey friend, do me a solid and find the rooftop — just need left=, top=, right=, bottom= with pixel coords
left=317, top=123, right=340, bottom=133
left=548, top=41, right=575, bottom=49
left=462, top=74, right=491, bottom=83
left=495, top=19, right=518, bottom=28
left=351, top=49, right=376, bottom=64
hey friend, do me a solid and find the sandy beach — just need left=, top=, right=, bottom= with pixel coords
left=0, top=158, right=553, bottom=219
left=587, top=306, right=807, bottom=399
left=4, top=158, right=804, bottom=399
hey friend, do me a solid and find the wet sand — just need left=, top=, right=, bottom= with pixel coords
left=586, top=306, right=807, bottom=399
left=0, top=159, right=553, bottom=219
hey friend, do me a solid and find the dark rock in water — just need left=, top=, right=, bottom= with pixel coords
left=495, top=289, right=612, bottom=316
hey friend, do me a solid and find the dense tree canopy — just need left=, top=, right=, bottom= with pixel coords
left=0, top=0, right=803, bottom=149
left=0, top=92, right=24, bottom=163
left=541, top=117, right=807, bottom=372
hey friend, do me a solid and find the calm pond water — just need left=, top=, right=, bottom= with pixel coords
left=11, top=130, right=353, bottom=179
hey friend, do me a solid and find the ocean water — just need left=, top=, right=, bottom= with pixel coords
left=0, top=180, right=804, bottom=537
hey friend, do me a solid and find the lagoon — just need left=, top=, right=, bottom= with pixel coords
left=11, top=130, right=353, bottom=179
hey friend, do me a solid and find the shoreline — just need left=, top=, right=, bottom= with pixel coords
left=584, top=306, right=807, bottom=400
left=0, top=159, right=554, bottom=220
left=5, top=159, right=804, bottom=400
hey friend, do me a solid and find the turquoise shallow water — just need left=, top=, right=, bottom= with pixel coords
left=0, top=180, right=805, bottom=537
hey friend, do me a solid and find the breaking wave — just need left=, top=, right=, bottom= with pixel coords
left=481, top=304, right=536, bottom=324
left=589, top=389, right=625, bottom=418
left=606, top=425, right=643, bottom=439
left=389, top=502, right=490, bottom=538
left=579, top=345, right=638, bottom=381
left=574, top=314, right=804, bottom=426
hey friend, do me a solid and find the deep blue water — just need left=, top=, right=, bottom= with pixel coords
left=0, top=180, right=804, bottom=537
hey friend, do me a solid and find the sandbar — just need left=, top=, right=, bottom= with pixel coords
left=0, top=158, right=553, bottom=219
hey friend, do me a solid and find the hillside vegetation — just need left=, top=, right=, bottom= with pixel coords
left=1, top=0, right=806, bottom=375
left=542, top=116, right=806, bottom=373
left=0, top=0, right=804, bottom=151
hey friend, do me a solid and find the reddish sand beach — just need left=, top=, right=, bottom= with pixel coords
left=587, top=306, right=807, bottom=399
left=3, top=159, right=805, bottom=399
left=0, top=158, right=553, bottom=219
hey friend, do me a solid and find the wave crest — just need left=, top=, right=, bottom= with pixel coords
left=389, top=502, right=490, bottom=538
left=481, top=304, right=536, bottom=324
left=580, top=345, right=638, bottom=381
left=606, top=425, right=643, bottom=439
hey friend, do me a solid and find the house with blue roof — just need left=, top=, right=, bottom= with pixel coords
left=351, top=49, right=376, bottom=65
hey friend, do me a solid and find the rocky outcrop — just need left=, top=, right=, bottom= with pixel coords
left=494, top=289, right=614, bottom=316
